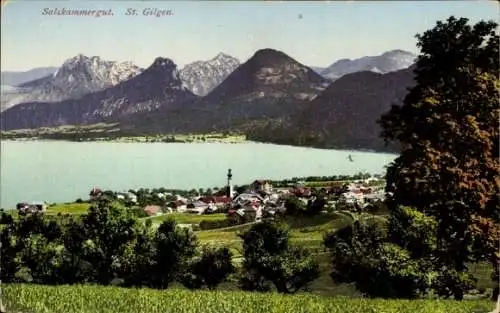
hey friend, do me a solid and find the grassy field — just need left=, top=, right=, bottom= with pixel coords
left=46, top=203, right=92, bottom=215
left=4, top=284, right=494, bottom=313
left=144, top=212, right=227, bottom=225
left=195, top=214, right=346, bottom=250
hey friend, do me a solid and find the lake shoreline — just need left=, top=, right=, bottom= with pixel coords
left=0, top=123, right=398, bottom=153
left=0, top=137, right=393, bottom=154
left=1, top=141, right=397, bottom=209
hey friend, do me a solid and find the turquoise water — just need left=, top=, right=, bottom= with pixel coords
left=0, top=141, right=397, bottom=208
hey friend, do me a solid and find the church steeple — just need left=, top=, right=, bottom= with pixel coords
left=227, top=168, right=233, bottom=198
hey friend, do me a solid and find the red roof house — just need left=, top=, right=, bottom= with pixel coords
left=144, top=205, right=162, bottom=216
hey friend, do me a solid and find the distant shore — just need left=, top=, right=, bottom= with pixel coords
left=0, top=124, right=247, bottom=144
left=0, top=136, right=248, bottom=144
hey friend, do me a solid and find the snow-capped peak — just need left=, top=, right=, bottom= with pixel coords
left=6, top=54, right=144, bottom=108
left=51, top=54, right=144, bottom=86
left=180, top=53, right=240, bottom=96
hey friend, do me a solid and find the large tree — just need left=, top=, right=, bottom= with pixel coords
left=379, top=16, right=499, bottom=299
left=80, top=203, right=139, bottom=285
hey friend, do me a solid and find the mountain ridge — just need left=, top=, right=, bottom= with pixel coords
left=246, top=66, right=416, bottom=152
left=320, top=49, right=416, bottom=81
left=1, top=54, right=143, bottom=112
left=1, top=57, right=197, bottom=130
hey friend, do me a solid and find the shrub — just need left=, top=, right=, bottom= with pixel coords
left=239, top=221, right=320, bottom=294
left=181, top=246, right=235, bottom=289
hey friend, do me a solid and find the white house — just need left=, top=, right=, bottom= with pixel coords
left=251, top=180, right=273, bottom=194
left=233, top=193, right=264, bottom=205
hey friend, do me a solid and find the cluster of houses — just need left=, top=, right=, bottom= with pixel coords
left=122, top=177, right=384, bottom=224
left=88, top=173, right=386, bottom=223
left=17, top=171, right=385, bottom=223
left=339, top=180, right=385, bottom=204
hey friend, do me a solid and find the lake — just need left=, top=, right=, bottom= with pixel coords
left=0, top=141, right=397, bottom=209
left=1, top=85, right=18, bottom=93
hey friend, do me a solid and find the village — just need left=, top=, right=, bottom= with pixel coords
left=16, top=169, right=387, bottom=226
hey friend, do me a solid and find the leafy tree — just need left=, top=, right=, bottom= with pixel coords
left=0, top=223, right=22, bottom=282
left=239, top=221, right=320, bottom=293
left=149, top=219, right=197, bottom=288
left=0, top=213, right=69, bottom=284
left=80, top=203, right=139, bottom=284
left=15, top=213, right=55, bottom=239
left=120, top=223, right=157, bottom=287
left=181, top=246, right=235, bottom=290
left=8, top=214, right=66, bottom=284
left=57, top=217, right=95, bottom=284
left=324, top=210, right=432, bottom=298
left=18, top=234, right=63, bottom=284
left=379, top=16, right=499, bottom=299
left=0, top=211, right=14, bottom=225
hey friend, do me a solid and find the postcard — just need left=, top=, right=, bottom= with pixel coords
left=0, top=1, right=498, bottom=312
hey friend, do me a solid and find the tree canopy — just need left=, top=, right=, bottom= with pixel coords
left=379, top=16, right=499, bottom=299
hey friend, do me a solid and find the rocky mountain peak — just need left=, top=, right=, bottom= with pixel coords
left=51, top=54, right=143, bottom=83
left=179, top=53, right=240, bottom=96
left=150, top=57, right=177, bottom=70
left=204, top=48, right=328, bottom=105
left=250, top=48, right=293, bottom=66
left=143, top=57, right=186, bottom=90
left=213, top=52, right=233, bottom=61
left=2, top=55, right=144, bottom=109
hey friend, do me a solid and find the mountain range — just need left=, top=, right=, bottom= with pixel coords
left=1, top=57, right=196, bottom=130
left=319, top=50, right=416, bottom=81
left=0, top=49, right=417, bottom=152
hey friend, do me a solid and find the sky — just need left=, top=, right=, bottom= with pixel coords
left=1, top=0, right=499, bottom=71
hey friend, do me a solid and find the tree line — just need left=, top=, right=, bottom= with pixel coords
left=0, top=199, right=320, bottom=293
